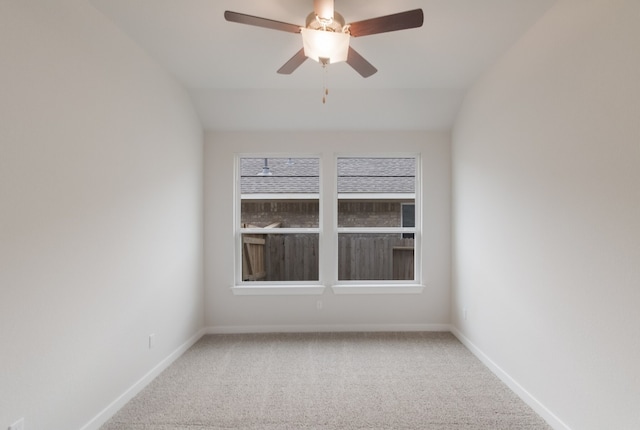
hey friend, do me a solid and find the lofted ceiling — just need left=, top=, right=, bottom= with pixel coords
left=89, top=0, right=555, bottom=131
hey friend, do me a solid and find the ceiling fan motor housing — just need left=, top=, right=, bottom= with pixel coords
left=305, top=12, right=347, bottom=33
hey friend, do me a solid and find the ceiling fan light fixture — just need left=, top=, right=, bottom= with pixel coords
left=301, top=28, right=350, bottom=64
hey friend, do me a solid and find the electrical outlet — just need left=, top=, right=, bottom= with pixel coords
left=8, top=417, right=24, bottom=430
left=316, top=300, right=323, bottom=310
left=149, top=333, right=156, bottom=349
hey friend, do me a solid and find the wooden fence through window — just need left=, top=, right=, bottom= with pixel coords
left=241, top=222, right=280, bottom=281
left=242, top=230, right=414, bottom=281
left=338, top=236, right=414, bottom=281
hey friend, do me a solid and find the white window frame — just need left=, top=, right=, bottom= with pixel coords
left=331, top=154, right=424, bottom=295
left=232, top=154, right=324, bottom=295
left=231, top=153, right=425, bottom=295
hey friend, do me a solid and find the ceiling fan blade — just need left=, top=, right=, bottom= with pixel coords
left=314, top=0, right=334, bottom=20
left=346, top=47, right=377, bottom=78
left=224, top=11, right=301, bottom=33
left=277, top=49, right=308, bottom=74
left=348, top=9, right=424, bottom=37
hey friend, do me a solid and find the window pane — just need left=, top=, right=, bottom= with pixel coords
left=338, top=199, right=413, bottom=228
left=402, top=203, right=415, bottom=239
left=337, top=157, right=415, bottom=193
left=337, top=157, right=415, bottom=228
left=241, top=157, right=319, bottom=228
left=242, top=233, right=319, bottom=282
left=338, top=233, right=414, bottom=281
left=241, top=200, right=319, bottom=228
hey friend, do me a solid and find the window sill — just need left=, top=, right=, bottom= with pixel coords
left=231, top=284, right=425, bottom=296
left=231, top=285, right=326, bottom=296
left=331, top=284, right=425, bottom=295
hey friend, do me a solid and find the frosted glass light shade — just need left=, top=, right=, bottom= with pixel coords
left=301, top=28, right=350, bottom=64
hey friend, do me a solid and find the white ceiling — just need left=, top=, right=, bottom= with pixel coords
left=89, top=0, right=555, bottom=131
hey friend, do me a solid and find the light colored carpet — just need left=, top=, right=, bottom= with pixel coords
left=101, top=332, right=551, bottom=429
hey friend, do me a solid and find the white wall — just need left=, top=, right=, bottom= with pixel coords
left=204, top=131, right=451, bottom=331
left=0, top=2, right=204, bottom=429
left=452, top=0, right=640, bottom=429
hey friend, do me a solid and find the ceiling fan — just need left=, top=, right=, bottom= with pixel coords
left=224, top=0, right=424, bottom=78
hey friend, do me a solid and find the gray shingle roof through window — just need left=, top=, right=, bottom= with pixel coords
left=338, top=177, right=414, bottom=193
left=241, top=157, right=415, bottom=195
left=337, top=157, right=415, bottom=178
left=241, top=158, right=319, bottom=177
left=241, top=176, right=320, bottom=194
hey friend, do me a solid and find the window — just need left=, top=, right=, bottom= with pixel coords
left=236, top=157, right=321, bottom=286
left=402, top=203, right=415, bottom=239
left=234, top=154, right=422, bottom=294
left=337, top=157, right=418, bottom=282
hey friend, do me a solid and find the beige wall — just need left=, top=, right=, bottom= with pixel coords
left=452, top=0, right=640, bottom=428
left=0, top=2, right=204, bottom=429
left=204, top=131, right=451, bottom=331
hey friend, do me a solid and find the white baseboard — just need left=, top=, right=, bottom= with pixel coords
left=80, top=328, right=206, bottom=430
left=205, top=323, right=452, bottom=334
left=450, top=327, right=571, bottom=430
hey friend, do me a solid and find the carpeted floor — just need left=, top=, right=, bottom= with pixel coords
left=101, top=332, right=551, bottom=429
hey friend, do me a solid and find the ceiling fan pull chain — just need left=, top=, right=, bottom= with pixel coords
left=322, top=64, right=329, bottom=104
